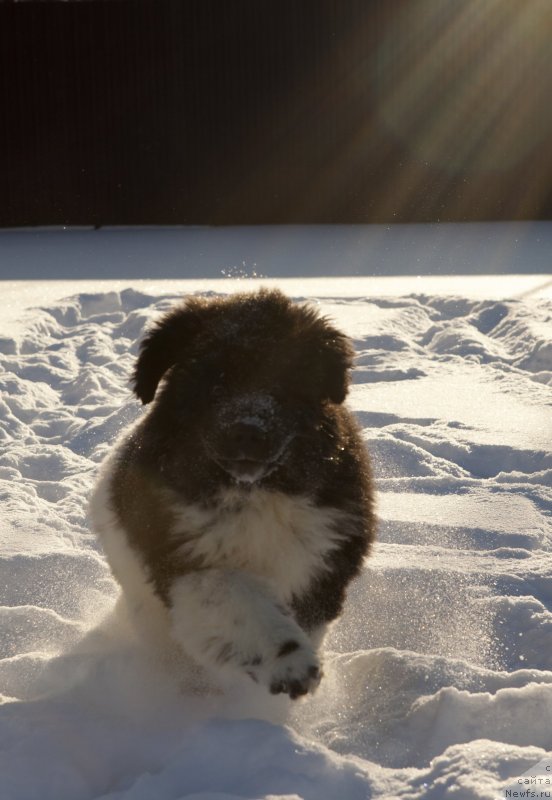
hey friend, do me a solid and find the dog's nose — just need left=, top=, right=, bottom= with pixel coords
left=223, top=422, right=269, bottom=461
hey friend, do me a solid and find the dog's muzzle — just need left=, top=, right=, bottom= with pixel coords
left=209, top=396, right=293, bottom=483
left=214, top=423, right=285, bottom=483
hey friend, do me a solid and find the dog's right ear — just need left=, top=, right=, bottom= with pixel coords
left=132, top=304, right=203, bottom=404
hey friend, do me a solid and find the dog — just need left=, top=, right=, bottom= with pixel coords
left=90, top=289, right=375, bottom=700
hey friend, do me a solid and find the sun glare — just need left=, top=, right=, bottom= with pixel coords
left=372, top=0, right=552, bottom=219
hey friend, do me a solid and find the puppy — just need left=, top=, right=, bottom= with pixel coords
left=90, top=289, right=375, bottom=699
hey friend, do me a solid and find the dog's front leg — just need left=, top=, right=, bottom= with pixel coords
left=168, top=568, right=321, bottom=699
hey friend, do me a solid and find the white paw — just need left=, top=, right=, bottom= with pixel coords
left=248, top=638, right=322, bottom=700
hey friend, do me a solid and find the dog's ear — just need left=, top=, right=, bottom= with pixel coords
left=132, top=304, right=203, bottom=404
left=318, top=326, right=355, bottom=404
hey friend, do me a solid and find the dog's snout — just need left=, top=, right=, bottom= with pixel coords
left=211, top=395, right=291, bottom=480
left=224, top=422, right=268, bottom=461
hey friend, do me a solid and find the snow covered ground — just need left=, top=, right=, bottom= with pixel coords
left=0, top=225, right=551, bottom=799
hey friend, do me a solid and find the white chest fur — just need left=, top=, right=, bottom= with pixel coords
left=170, top=488, right=346, bottom=604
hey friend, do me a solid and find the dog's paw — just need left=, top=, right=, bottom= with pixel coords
left=265, top=639, right=322, bottom=700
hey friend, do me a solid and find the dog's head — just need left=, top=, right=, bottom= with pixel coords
left=133, top=289, right=354, bottom=484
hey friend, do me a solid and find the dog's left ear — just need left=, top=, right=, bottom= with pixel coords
left=319, top=327, right=355, bottom=404
left=132, top=304, right=203, bottom=404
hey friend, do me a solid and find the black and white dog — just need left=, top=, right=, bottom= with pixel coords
left=90, top=289, right=374, bottom=700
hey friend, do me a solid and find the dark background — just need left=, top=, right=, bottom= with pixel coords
left=1, top=0, right=551, bottom=228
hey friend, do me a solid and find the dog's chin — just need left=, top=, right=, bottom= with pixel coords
left=208, top=436, right=294, bottom=485
left=218, top=458, right=276, bottom=485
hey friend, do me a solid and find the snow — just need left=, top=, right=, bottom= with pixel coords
left=0, top=224, right=551, bottom=799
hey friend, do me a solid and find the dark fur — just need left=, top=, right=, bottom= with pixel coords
left=111, top=289, right=375, bottom=634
